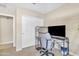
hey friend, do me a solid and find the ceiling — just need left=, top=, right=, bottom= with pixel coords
left=0, top=3, right=64, bottom=14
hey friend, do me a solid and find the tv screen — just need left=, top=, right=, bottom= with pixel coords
left=48, top=25, right=65, bottom=37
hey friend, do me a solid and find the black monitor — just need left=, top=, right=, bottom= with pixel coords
left=48, top=25, right=65, bottom=37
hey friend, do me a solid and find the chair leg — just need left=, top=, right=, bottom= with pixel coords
left=40, top=50, right=48, bottom=56
left=41, top=53, right=46, bottom=56
left=40, top=50, right=54, bottom=56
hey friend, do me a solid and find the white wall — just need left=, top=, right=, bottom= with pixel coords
left=0, top=6, right=15, bottom=16
left=0, top=16, right=13, bottom=44
left=66, top=16, right=79, bottom=55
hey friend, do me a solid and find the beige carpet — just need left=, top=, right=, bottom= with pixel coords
left=0, top=44, right=70, bottom=56
left=0, top=46, right=68, bottom=56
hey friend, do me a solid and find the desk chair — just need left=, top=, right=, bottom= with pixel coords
left=39, top=33, right=54, bottom=56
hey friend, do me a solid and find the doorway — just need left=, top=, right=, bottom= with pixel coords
left=0, top=15, right=15, bottom=49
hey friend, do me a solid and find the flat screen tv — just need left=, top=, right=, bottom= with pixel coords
left=48, top=25, right=65, bottom=37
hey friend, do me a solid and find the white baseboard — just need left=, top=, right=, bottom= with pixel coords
left=16, top=48, right=22, bottom=52
left=0, top=41, right=13, bottom=45
left=22, top=42, right=35, bottom=49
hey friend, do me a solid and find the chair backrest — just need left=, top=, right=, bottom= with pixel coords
left=40, top=32, right=53, bottom=50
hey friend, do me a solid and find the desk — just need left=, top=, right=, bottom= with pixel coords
left=51, top=35, right=69, bottom=55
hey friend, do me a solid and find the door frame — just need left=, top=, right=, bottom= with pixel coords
left=0, top=13, right=15, bottom=47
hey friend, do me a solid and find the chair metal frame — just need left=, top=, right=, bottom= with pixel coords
left=35, top=26, right=54, bottom=56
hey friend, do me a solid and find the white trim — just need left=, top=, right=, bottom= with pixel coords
left=22, top=42, right=35, bottom=49
left=13, top=16, right=15, bottom=47
left=0, top=13, right=14, bottom=17
left=16, top=48, right=22, bottom=52
left=0, top=41, right=13, bottom=45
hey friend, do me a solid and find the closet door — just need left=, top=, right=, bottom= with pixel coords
left=22, top=16, right=44, bottom=48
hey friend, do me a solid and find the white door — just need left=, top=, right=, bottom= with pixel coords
left=22, top=16, right=44, bottom=48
